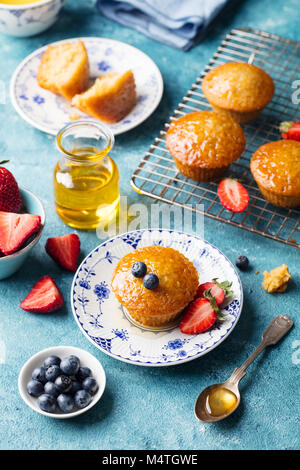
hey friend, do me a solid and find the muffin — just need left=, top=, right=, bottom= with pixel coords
left=250, top=140, right=300, bottom=208
left=202, top=62, right=274, bottom=124
left=37, top=40, right=90, bottom=100
left=111, top=246, right=199, bottom=327
left=165, top=111, right=245, bottom=181
left=72, top=70, right=136, bottom=123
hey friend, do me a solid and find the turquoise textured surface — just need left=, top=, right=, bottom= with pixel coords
left=0, top=0, right=299, bottom=451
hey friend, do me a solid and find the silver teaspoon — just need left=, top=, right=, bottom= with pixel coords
left=194, top=315, right=293, bottom=423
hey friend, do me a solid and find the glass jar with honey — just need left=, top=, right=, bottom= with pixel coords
left=54, top=121, right=119, bottom=230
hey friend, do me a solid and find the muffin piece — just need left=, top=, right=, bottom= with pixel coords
left=37, top=40, right=89, bottom=100
left=71, top=70, right=136, bottom=123
left=111, top=246, right=199, bottom=327
left=202, top=62, right=274, bottom=124
left=165, top=111, right=245, bottom=181
left=262, top=264, right=291, bottom=293
left=250, top=140, right=300, bottom=208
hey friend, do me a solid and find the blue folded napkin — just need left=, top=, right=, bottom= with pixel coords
left=96, top=0, right=229, bottom=51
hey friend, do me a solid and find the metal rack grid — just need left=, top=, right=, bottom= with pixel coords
left=131, top=28, right=300, bottom=249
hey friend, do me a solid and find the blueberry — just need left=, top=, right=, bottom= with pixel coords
left=45, top=365, right=61, bottom=382
left=74, top=390, right=92, bottom=409
left=235, top=256, right=249, bottom=270
left=131, top=261, right=147, bottom=278
left=82, top=377, right=98, bottom=395
left=43, top=355, right=61, bottom=369
left=76, top=366, right=92, bottom=382
left=143, top=273, right=159, bottom=290
left=44, top=381, right=59, bottom=398
left=32, top=366, right=47, bottom=385
left=69, top=380, right=82, bottom=396
left=37, top=394, right=56, bottom=413
left=57, top=394, right=75, bottom=413
left=60, top=355, right=80, bottom=376
left=55, top=375, right=72, bottom=393
left=27, top=379, right=44, bottom=397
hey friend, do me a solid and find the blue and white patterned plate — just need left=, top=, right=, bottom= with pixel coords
left=10, top=37, right=163, bottom=135
left=71, top=230, right=243, bottom=367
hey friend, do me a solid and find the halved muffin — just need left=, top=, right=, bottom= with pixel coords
left=165, top=111, right=245, bottom=181
left=250, top=140, right=300, bottom=208
left=202, top=62, right=274, bottom=124
left=72, top=70, right=136, bottom=123
left=37, top=40, right=89, bottom=100
left=111, top=246, right=199, bottom=327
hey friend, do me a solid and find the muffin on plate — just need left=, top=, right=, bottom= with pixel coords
left=111, top=246, right=199, bottom=327
left=37, top=40, right=89, bottom=100
left=165, top=111, right=245, bottom=181
left=72, top=70, right=136, bottom=123
left=202, top=62, right=274, bottom=124
left=250, top=140, right=300, bottom=208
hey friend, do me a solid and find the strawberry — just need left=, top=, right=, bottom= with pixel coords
left=196, top=279, right=233, bottom=306
left=20, top=276, right=64, bottom=313
left=180, top=297, right=220, bottom=334
left=217, top=178, right=249, bottom=213
left=45, top=234, right=80, bottom=271
left=280, top=121, right=300, bottom=141
left=0, top=160, right=22, bottom=213
left=0, top=211, right=41, bottom=255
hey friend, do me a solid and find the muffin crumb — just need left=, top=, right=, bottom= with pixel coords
left=69, top=112, right=79, bottom=121
left=262, top=264, right=291, bottom=293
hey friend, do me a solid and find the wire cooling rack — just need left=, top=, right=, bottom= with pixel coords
left=131, top=28, right=300, bottom=249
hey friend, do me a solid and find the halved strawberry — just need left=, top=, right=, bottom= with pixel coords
left=217, top=178, right=249, bottom=213
left=0, top=211, right=41, bottom=255
left=280, top=121, right=300, bottom=141
left=197, top=279, right=233, bottom=306
left=45, top=234, right=80, bottom=271
left=180, top=297, right=221, bottom=334
left=20, top=276, right=64, bottom=313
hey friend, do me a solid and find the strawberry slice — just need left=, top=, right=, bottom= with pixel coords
left=0, top=211, right=41, bottom=255
left=180, top=297, right=218, bottom=334
left=20, top=276, right=64, bottom=313
left=197, top=279, right=233, bottom=306
left=280, top=121, right=300, bottom=141
left=217, top=178, right=249, bottom=213
left=45, top=234, right=80, bottom=271
left=197, top=282, right=225, bottom=305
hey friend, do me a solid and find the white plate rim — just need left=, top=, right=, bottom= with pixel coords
left=10, top=36, right=164, bottom=136
left=71, top=229, right=243, bottom=367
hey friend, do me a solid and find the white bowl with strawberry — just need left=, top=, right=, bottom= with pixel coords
left=0, top=162, right=45, bottom=280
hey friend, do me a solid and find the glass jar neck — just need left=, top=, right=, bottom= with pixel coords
left=56, top=121, right=115, bottom=164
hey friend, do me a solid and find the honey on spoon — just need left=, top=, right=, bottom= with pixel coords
left=195, top=315, right=293, bottom=423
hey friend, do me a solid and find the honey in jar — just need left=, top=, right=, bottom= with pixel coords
left=54, top=121, right=119, bottom=230
left=205, top=387, right=237, bottom=417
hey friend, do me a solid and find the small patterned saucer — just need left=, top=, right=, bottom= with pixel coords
left=71, top=229, right=243, bottom=367
left=10, top=37, right=163, bottom=135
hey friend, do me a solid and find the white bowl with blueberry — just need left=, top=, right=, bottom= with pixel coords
left=18, top=346, right=106, bottom=418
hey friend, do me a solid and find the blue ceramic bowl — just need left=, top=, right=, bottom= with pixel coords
left=0, top=187, right=45, bottom=280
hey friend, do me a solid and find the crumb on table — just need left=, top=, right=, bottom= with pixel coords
left=69, top=112, right=79, bottom=121
left=262, top=264, right=291, bottom=293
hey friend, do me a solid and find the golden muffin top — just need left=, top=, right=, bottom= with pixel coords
left=202, top=62, right=274, bottom=112
left=250, top=140, right=300, bottom=196
left=165, top=111, right=245, bottom=169
left=111, top=246, right=199, bottom=318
